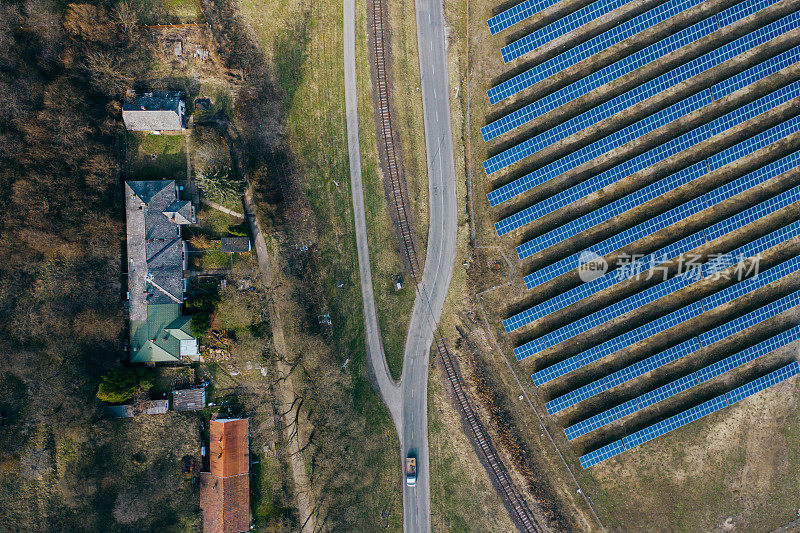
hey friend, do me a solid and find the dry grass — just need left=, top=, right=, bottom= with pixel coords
left=428, top=367, right=517, bottom=532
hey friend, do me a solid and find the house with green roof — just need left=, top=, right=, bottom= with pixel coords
left=126, top=180, right=199, bottom=363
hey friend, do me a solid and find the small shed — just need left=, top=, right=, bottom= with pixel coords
left=220, top=237, right=251, bottom=253
left=172, top=387, right=207, bottom=412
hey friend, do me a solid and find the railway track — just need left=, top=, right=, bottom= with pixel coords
left=434, top=333, right=542, bottom=532
left=368, top=0, right=542, bottom=530
left=370, top=0, right=420, bottom=272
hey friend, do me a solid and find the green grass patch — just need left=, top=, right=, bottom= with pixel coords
left=164, top=0, right=203, bottom=23
left=127, top=132, right=186, bottom=181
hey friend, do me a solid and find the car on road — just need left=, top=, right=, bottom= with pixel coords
left=406, top=456, right=417, bottom=487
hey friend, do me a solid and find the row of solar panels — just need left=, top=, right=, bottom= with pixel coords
left=487, top=0, right=717, bottom=107
left=518, top=117, right=800, bottom=292
left=484, top=0, right=792, bottom=152
left=501, top=127, right=800, bottom=336
left=487, top=11, right=800, bottom=212
left=566, top=324, right=800, bottom=440
left=546, top=251, right=800, bottom=414
left=512, top=82, right=800, bottom=257
left=580, top=361, right=800, bottom=468
left=529, top=245, right=800, bottom=385
left=544, top=221, right=800, bottom=414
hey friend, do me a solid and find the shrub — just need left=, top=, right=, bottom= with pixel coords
left=190, top=313, right=212, bottom=338
left=96, top=369, right=137, bottom=404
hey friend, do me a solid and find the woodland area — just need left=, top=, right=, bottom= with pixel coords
left=0, top=0, right=400, bottom=530
left=0, top=1, right=201, bottom=530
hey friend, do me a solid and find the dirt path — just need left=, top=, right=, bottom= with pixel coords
left=244, top=190, right=318, bottom=532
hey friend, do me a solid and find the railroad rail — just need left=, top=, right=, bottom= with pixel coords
left=434, top=333, right=542, bottom=532
left=367, top=0, right=542, bottom=530
left=370, top=0, right=420, bottom=272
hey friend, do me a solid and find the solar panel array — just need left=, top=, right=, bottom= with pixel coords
left=483, top=0, right=794, bottom=171
left=500, top=0, right=630, bottom=63
left=566, top=327, right=800, bottom=439
left=515, top=111, right=800, bottom=263
left=507, top=89, right=800, bottom=263
left=546, top=222, right=800, bottom=415
left=487, top=0, right=560, bottom=35
left=518, top=271, right=695, bottom=356
left=521, top=164, right=800, bottom=293
left=485, top=0, right=800, bottom=468
left=503, top=153, right=800, bottom=334
left=527, top=250, right=800, bottom=384
left=580, top=362, right=800, bottom=468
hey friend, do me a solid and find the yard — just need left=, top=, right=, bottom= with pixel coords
left=127, top=132, right=187, bottom=181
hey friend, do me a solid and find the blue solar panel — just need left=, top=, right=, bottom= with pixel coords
left=484, top=8, right=800, bottom=179
left=621, top=394, right=728, bottom=449
left=515, top=161, right=706, bottom=259
left=518, top=271, right=695, bottom=355
left=487, top=0, right=716, bottom=107
left=489, top=42, right=800, bottom=211
left=517, top=182, right=798, bottom=307
left=528, top=301, right=704, bottom=380
left=725, top=361, right=800, bottom=403
left=521, top=204, right=707, bottom=291
left=484, top=20, right=715, bottom=161
left=510, top=154, right=800, bottom=331
left=501, top=0, right=631, bottom=63
left=699, top=291, right=800, bottom=345
left=499, top=79, right=800, bottom=243
left=702, top=255, right=800, bottom=310
left=697, top=326, right=800, bottom=382
left=717, top=0, right=768, bottom=27
left=581, top=363, right=799, bottom=467
left=487, top=0, right=562, bottom=35
left=544, top=223, right=800, bottom=413
left=705, top=184, right=800, bottom=241
left=565, top=398, right=639, bottom=440
left=553, top=338, right=700, bottom=420
left=529, top=247, right=800, bottom=379
left=704, top=149, right=800, bottom=208
left=579, top=439, right=626, bottom=468
left=640, top=373, right=700, bottom=408
left=710, top=114, right=800, bottom=170
left=566, top=327, right=800, bottom=439
left=490, top=93, right=712, bottom=218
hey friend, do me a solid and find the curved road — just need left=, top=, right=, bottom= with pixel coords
left=344, top=0, right=458, bottom=530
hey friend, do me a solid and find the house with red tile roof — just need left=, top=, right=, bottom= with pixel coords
left=199, top=418, right=250, bottom=533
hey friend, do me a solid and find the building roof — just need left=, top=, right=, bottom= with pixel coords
left=105, top=399, right=169, bottom=417
left=200, top=418, right=250, bottom=533
left=130, top=304, right=198, bottom=363
left=172, top=387, right=207, bottom=411
left=209, top=419, right=249, bottom=478
left=122, top=90, right=184, bottom=131
left=220, top=237, right=251, bottom=253
left=199, top=472, right=249, bottom=533
left=126, top=180, right=195, bottom=321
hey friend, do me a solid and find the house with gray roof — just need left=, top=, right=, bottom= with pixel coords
left=126, top=180, right=199, bottom=363
left=123, top=90, right=186, bottom=132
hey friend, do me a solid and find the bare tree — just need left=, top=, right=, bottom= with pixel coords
left=113, top=1, right=138, bottom=43
left=84, top=51, right=132, bottom=98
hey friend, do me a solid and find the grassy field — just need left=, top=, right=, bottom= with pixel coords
left=428, top=368, right=517, bottom=532
left=165, top=0, right=205, bottom=23
left=237, top=0, right=404, bottom=528
left=127, top=132, right=187, bottom=181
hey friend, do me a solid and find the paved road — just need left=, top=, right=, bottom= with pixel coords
left=402, top=0, right=459, bottom=530
left=344, top=0, right=458, bottom=530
